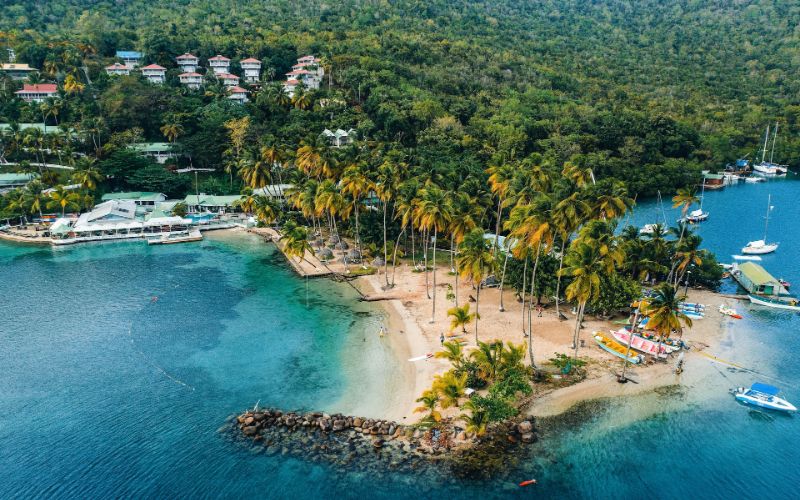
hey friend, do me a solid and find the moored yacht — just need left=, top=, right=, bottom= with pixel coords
left=734, top=383, right=796, bottom=412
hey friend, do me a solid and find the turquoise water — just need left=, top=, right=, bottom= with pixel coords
left=2, top=177, right=800, bottom=498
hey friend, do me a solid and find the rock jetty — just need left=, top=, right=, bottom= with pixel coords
left=224, top=407, right=538, bottom=480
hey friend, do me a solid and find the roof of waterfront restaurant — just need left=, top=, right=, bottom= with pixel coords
left=738, top=262, right=779, bottom=286
left=101, top=192, right=166, bottom=202
left=184, top=194, right=242, bottom=206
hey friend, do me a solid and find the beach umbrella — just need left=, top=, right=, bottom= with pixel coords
left=319, top=248, right=334, bottom=260
left=372, top=256, right=385, bottom=267
left=335, top=241, right=350, bottom=250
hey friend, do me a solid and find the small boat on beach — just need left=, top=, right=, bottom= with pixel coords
left=719, top=304, right=743, bottom=319
left=610, top=329, right=670, bottom=357
left=593, top=331, right=643, bottom=364
left=748, top=295, right=800, bottom=312
left=734, top=383, right=796, bottom=412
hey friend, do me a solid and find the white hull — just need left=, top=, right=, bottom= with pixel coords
left=748, top=295, right=800, bottom=311
left=741, top=243, right=778, bottom=255
left=734, top=388, right=797, bottom=412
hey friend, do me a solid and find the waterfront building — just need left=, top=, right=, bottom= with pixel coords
left=240, top=58, right=261, bottom=83
left=129, top=143, right=176, bottom=164
left=227, top=86, right=249, bottom=104
left=183, top=194, right=243, bottom=214
left=283, top=79, right=300, bottom=98
left=0, top=173, right=35, bottom=193
left=15, top=83, right=58, bottom=103
left=105, top=63, right=131, bottom=76
left=176, top=53, right=200, bottom=73
left=731, top=262, right=790, bottom=297
left=179, top=72, right=202, bottom=89
left=141, top=64, right=167, bottom=84
left=252, top=184, right=293, bottom=200
left=208, top=55, right=231, bottom=75
left=100, top=192, right=167, bottom=208
left=0, top=63, right=38, bottom=80
left=116, top=50, right=143, bottom=69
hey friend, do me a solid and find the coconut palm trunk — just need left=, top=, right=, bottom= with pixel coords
left=520, top=257, right=528, bottom=336
left=474, top=284, right=481, bottom=344
left=383, top=200, right=389, bottom=287
left=498, top=248, right=509, bottom=312
left=554, top=239, right=566, bottom=318
left=620, top=308, right=641, bottom=381
left=527, top=242, right=542, bottom=366
left=573, top=301, right=586, bottom=359
left=423, top=229, right=431, bottom=299
left=431, top=227, right=438, bottom=323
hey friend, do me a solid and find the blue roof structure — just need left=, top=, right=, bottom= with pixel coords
left=116, top=51, right=142, bottom=58
left=751, top=383, right=780, bottom=396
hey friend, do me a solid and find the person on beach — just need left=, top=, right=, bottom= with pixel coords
left=440, top=333, right=445, bottom=345
left=537, top=305, right=543, bottom=317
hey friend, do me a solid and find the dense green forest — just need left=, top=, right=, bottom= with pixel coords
left=2, top=0, right=800, bottom=197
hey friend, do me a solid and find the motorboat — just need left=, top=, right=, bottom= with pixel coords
left=593, top=331, right=643, bottom=364
left=718, top=304, right=743, bottom=319
left=748, top=295, right=800, bottom=312
left=745, top=176, right=765, bottom=183
left=742, top=195, right=779, bottom=255
left=610, top=329, right=670, bottom=357
left=678, top=208, right=709, bottom=224
left=639, top=224, right=658, bottom=235
left=734, top=383, right=796, bottom=412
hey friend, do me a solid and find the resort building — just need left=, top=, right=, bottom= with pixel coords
left=0, top=63, right=38, bottom=80
left=322, top=128, right=356, bottom=148
left=141, top=64, right=167, bottom=84
left=240, top=58, right=261, bottom=83
left=252, top=184, right=293, bottom=200
left=49, top=199, right=193, bottom=245
left=176, top=53, right=200, bottom=73
left=218, top=73, right=240, bottom=87
left=100, top=192, right=167, bottom=208
left=116, top=51, right=143, bottom=69
left=732, top=262, right=790, bottom=297
left=183, top=194, right=243, bottom=214
left=0, top=173, right=34, bottom=193
left=283, top=55, right=324, bottom=97
left=129, top=143, right=176, bottom=164
left=15, top=83, right=58, bottom=103
left=227, top=86, right=249, bottom=104
left=179, top=72, right=203, bottom=89
left=105, top=63, right=131, bottom=76
left=208, top=55, right=230, bottom=75
left=283, top=79, right=300, bottom=97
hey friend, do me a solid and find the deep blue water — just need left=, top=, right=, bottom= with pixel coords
left=1, top=176, right=800, bottom=499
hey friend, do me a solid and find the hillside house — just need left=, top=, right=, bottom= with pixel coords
left=240, top=58, right=261, bottom=83
left=141, top=64, right=167, bottom=84
left=218, top=73, right=240, bottom=87
left=105, top=63, right=130, bottom=76
left=15, top=83, right=58, bottom=103
left=227, top=86, right=249, bottom=104
left=176, top=53, right=199, bottom=73
left=0, top=63, right=38, bottom=80
left=179, top=72, right=202, bottom=90
left=116, top=51, right=143, bottom=69
left=208, top=55, right=230, bottom=75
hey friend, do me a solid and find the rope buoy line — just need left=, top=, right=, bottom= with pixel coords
left=127, top=323, right=195, bottom=391
left=694, top=350, right=795, bottom=389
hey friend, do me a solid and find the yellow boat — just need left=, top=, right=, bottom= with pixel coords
left=593, top=331, right=642, bottom=364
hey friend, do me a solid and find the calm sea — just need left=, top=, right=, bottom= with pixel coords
left=1, top=176, right=799, bottom=498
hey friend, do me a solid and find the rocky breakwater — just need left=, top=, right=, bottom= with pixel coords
left=225, top=408, right=538, bottom=482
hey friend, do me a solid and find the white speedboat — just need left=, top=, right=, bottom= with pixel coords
left=745, top=176, right=765, bottom=183
left=748, top=294, right=800, bottom=312
left=734, top=383, right=797, bottom=412
left=639, top=224, right=657, bottom=235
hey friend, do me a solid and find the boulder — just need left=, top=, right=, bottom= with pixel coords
left=521, top=432, right=535, bottom=443
left=244, top=416, right=255, bottom=426
left=353, top=417, right=363, bottom=428
left=517, top=421, right=533, bottom=434
left=333, top=419, right=345, bottom=431
left=253, top=413, right=265, bottom=422
left=243, top=426, right=259, bottom=436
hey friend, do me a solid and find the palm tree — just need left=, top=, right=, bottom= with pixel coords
left=432, top=370, right=467, bottom=409
left=238, top=159, right=271, bottom=189
left=674, top=233, right=703, bottom=285
left=457, top=229, right=494, bottom=343
left=340, top=161, right=373, bottom=266
left=374, top=156, right=401, bottom=286
left=460, top=400, right=489, bottom=436
left=447, top=304, right=476, bottom=334
left=414, top=182, right=453, bottom=323
left=414, top=390, right=442, bottom=422
left=281, top=223, right=315, bottom=267
left=291, top=86, right=311, bottom=110
left=47, top=185, right=80, bottom=216
left=253, top=195, right=279, bottom=225
left=160, top=121, right=184, bottom=146
left=434, top=340, right=465, bottom=370
left=70, top=163, right=102, bottom=191
left=470, top=340, right=503, bottom=383
left=561, top=239, right=622, bottom=359
left=670, top=187, right=699, bottom=262
left=641, top=283, right=693, bottom=355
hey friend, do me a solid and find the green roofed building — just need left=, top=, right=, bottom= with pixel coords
left=184, top=194, right=243, bottom=213
left=129, top=143, right=177, bottom=164
left=734, top=262, right=789, bottom=297
left=101, top=192, right=166, bottom=207
left=0, top=172, right=35, bottom=192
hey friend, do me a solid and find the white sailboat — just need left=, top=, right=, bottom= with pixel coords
left=678, top=182, right=709, bottom=223
left=640, top=191, right=668, bottom=235
left=753, top=123, right=788, bottom=175
left=742, top=195, right=778, bottom=255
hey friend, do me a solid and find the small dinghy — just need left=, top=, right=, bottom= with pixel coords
left=719, top=304, right=743, bottom=319
left=734, top=383, right=797, bottom=412
left=610, top=329, right=670, bottom=357
left=593, top=331, right=643, bottom=364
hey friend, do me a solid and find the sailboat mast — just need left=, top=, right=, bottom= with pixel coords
left=658, top=190, right=667, bottom=225
left=769, top=122, right=779, bottom=164
left=761, top=125, right=770, bottom=163
left=764, top=194, right=771, bottom=242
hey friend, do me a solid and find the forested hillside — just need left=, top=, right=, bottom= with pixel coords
left=1, top=0, right=799, bottom=197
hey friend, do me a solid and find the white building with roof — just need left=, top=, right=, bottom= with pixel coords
left=179, top=72, right=202, bottom=90
left=176, top=53, right=199, bottom=73
left=227, top=86, right=249, bottom=104
left=218, top=73, right=240, bottom=87
left=208, top=55, right=230, bottom=75
left=322, top=129, right=357, bottom=148
left=105, top=63, right=130, bottom=76
left=116, top=51, right=143, bottom=69
left=15, top=84, right=58, bottom=103
left=240, top=58, right=261, bottom=83
left=0, top=63, right=38, bottom=80
left=141, top=64, right=167, bottom=84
